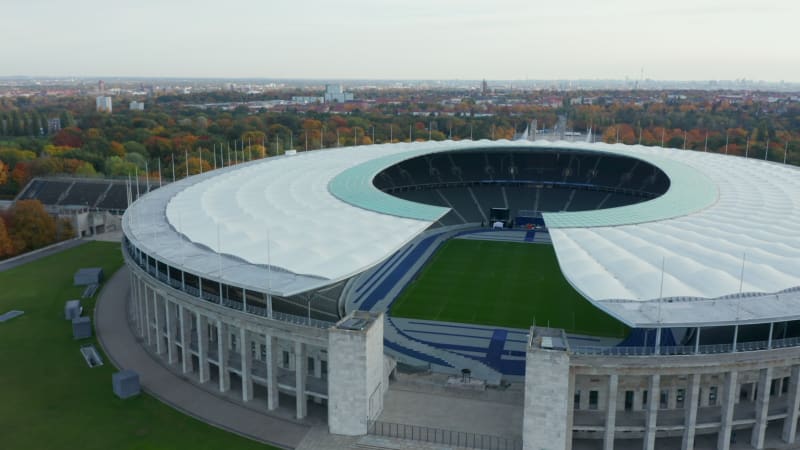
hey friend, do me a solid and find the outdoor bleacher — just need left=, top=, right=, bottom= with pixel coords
left=15, top=177, right=150, bottom=213
left=377, top=149, right=668, bottom=227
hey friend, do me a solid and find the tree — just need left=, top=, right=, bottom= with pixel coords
left=177, top=156, right=211, bottom=177
left=7, top=200, right=57, bottom=253
left=74, top=162, right=97, bottom=177
left=104, top=156, right=138, bottom=176
left=0, top=160, right=7, bottom=185
left=53, top=127, right=84, bottom=148
left=56, top=217, right=75, bottom=241
left=11, top=162, right=31, bottom=187
left=0, top=218, right=13, bottom=258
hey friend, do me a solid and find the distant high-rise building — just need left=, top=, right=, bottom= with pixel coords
left=96, top=96, right=113, bottom=113
left=98, top=80, right=105, bottom=93
left=481, top=79, right=488, bottom=95
left=47, top=118, right=61, bottom=134
left=323, top=84, right=353, bottom=103
left=130, top=101, right=145, bottom=111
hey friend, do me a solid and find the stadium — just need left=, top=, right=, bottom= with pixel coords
left=120, top=139, right=800, bottom=450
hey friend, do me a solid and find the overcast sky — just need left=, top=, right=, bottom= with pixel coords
left=2, top=0, right=798, bottom=81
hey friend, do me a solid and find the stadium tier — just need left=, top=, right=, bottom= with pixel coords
left=16, top=177, right=150, bottom=213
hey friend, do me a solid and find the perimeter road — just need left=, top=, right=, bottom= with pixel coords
left=95, top=266, right=310, bottom=449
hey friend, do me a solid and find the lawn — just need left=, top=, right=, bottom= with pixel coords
left=0, top=241, right=272, bottom=450
left=391, top=239, right=628, bottom=338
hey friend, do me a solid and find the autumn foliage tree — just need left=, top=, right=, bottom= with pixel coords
left=0, top=218, right=13, bottom=258
left=0, top=160, right=7, bottom=185
left=7, top=200, right=57, bottom=253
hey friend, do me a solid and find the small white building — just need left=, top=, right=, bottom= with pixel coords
left=324, top=84, right=353, bottom=103
left=96, top=96, right=113, bottom=113
left=130, top=101, right=145, bottom=111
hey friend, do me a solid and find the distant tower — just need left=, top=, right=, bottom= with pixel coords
left=98, top=80, right=105, bottom=93
left=481, top=79, right=488, bottom=95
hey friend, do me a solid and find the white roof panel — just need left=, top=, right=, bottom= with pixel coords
left=124, top=140, right=800, bottom=326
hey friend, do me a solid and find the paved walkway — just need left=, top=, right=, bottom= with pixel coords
left=95, top=266, right=310, bottom=449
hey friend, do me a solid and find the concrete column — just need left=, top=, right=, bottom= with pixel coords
left=179, top=305, right=194, bottom=374
left=265, top=334, right=279, bottom=410
left=776, top=377, right=784, bottom=397
left=153, top=290, right=164, bottom=355
left=633, top=389, right=643, bottom=412
left=197, top=313, right=210, bottom=383
left=217, top=320, right=230, bottom=393
left=313, top=352, right=324, bottom=405
left=682, top=373, right=701, bottom=450
left=643, top=374, right=660, bottom=450
left=132, top=275, right=141, bottom=337
left=668, top=387, right=677, bottom=410
left=314, top=353, right=322, bottom=378
left=717, top=370, right=738, bottom=450
left=138, top=277, right=146, bottom=338
left=700, top=383, right=711, bottom=407
left=604, top=374, right=618, bottom=450
left=782, top=365, right=800, bottom=443
left=579, top=385, right=589, bottom=410
left=295, top=341, right=307, bottom=419
left=751, top=367, right=773, bottom=449
left=240, top=327, right=253, bottom=402
left=566, top=369, right=575, bottom=450
left=143, top=284, right=153, bottom=346
left=165, top=300, right=177, bottom=364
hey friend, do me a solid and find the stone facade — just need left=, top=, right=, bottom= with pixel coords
left=328, top=311, right=386, bottom=436
left=124, top=246, right=389, bottom=432
left=524, top=328, right=571, bottom=450
left=524, top=326, right=800, bottom=450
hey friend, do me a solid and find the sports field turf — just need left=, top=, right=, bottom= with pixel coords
left=0, top=241, right=272, bottom=450
left=391, top=239, right=628, bottom=338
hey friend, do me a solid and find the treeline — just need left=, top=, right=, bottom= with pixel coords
left=0, top=94, right=798, bottom=199
left=0, top=199, right=74, bottom=259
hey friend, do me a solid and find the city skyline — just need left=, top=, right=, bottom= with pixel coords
left=1, top=0, right=799, bottom=82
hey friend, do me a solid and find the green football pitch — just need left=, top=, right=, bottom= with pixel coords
left=391, top=239, right=629, bottom=338
left=0, top=241, right=273, bottom=450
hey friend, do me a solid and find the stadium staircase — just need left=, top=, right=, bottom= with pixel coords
left=383, top=316, right=503, bottom=385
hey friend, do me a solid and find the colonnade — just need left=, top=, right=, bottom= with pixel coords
left=525, top=327, right=800, bottom=450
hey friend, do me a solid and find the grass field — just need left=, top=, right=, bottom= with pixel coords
left=0, top=241, right=272, bottom=450
left=391, top=239, right=628, bottom=338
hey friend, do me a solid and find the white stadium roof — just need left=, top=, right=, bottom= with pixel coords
left=123, top=140, right=800, bottom=328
